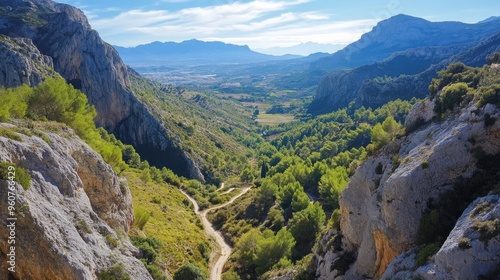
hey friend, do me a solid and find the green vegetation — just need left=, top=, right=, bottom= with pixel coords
left=105, top=234, right=119, bottom=249
left=207, top=99, right=414, bottom=278
left=130, top=236, right=165, bottom=280
left=125, top=168, right=211, bottom=275
left=431, top=54, right=500, bottom=115
left=0, top=162, right=31, bottom=190
left=134, top=208, right=151, bottom=230
left=98, top=263, right=131, bottom=280
left=416, top=243, right=440, bottom=266
left=288, top=203, right=326, bottom=256
left=232, top=228, right=296, bottom=276
left=0, top=77, right=217, bottom=278
left=0, top=126, right=23, bottom=141
left=415, top=57, right=500, bottom=267
left=129, top=73, right=259, bottom=183
left=173, top=263, right=206, bottom=280
left=0, top=78, right=126, bottom=171
left=2, top=45, right=495, bottom=280
left=207, top=55, right=500, bottom=277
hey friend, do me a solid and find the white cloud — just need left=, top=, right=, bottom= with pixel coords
left=88, top=0, right=377, bottom=49
left=205, top=19, right=377, bottom=49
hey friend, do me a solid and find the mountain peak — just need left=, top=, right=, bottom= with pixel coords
left=386, top=14, right=427, bottom=21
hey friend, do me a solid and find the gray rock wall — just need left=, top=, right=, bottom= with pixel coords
left=0, top=36, right=54, bottom=87
left=0, top=123, right=152, bottom=279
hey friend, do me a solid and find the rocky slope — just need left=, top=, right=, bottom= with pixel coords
left=382, top=194, right=500, bottom=280
left=0, top=35, right=54, bottom=87
left=315, top=89, right=500, bottom=279
left=0, top=122, right=152, bottom=280
left=0, top=0, right=204, bottom=180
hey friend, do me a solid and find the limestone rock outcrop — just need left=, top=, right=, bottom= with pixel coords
left=382, top=195, right=500, bottom=279
left=0, top=36, right=54, bottom=87
left=331, top=99, right=500, bottom=279
left=0, top=0, right=204, bottom=181
left=0, top=123, right=152, bottom=280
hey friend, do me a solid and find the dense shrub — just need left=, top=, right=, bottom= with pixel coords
left=0, top=162, right=31, bottom=190
left=436, top=82, right=470, bottom=113
left=173, top=263, right=206, bottom=280
left=477, top=84, right=500, bottom=106
left=98, top=263, right=131, bottom=280
left=416, top=243, right=440, bottom=266
left=130, top=236, right=162, bottom=264
left=134, top=208, right=151, bottom=230
left=288, top=203, right=325, bottom=257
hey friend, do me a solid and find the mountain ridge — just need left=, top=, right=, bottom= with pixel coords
left=308, top=17, right=500, bottom=115
left=114, top=39, right=301, bottom=66
left=310, top=14, right=500, bottom=70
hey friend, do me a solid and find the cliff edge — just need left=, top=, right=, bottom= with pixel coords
left=0, top=0, right=204, bottom=181
left=0, top=122, right=152, bottom=280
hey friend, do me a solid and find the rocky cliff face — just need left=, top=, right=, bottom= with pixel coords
left=0, top=35, right=54, bottom=87
left=315, top=97, right=500, bottom=279
left=0, top=0, right=204, bottom=181
left=0, top=122, right=152, bottom=280
left=382, top=194, right=500, bottom=280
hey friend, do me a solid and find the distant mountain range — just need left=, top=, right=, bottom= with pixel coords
left=114, top=39, right=301, bottom=66
left=307, top=14, right=500, bottom=114
left=255, top=42, right=345, bottom=56
left=310, top=14, right=500, bottom=71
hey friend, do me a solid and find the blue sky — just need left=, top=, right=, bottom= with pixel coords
left=57, top=0, right=500, bottom=54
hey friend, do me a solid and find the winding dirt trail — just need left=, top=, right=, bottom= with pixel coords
left=180, top=187, right=252, bottom=280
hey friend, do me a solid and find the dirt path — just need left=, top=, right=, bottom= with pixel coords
left=180, top=187, right=252, bottom=280
left=219, top=187, right=235, bottom=195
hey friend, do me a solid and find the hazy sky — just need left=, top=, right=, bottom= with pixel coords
left=57, top=0, right=500, bottom=52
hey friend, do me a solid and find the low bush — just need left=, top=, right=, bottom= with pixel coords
left=173, top=263, right=206, bottom=280
left=98, top=263, right=131, bottom=280
left=134, top=208, right=151, bottom=230
left=0, top=162, right=31, bottom=190
left=458, top=237, right=471, bottom=250
left=416, top=243, right=440, bottom=266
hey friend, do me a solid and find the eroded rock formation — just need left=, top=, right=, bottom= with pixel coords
left=0, top=123, right=152, bottom=280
